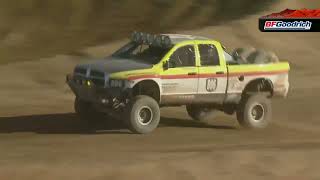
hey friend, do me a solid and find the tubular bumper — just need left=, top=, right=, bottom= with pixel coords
left=66, top=74, right=131, bottom=106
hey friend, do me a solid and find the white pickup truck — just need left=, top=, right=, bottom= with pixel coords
left=67, top=32, right=290, bottom=134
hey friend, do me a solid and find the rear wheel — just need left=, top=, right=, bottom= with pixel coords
left=236, top=94, right=272, bottom=129
left=186, top=105, right=218, bottom=123
left=126, top=95, right=160, bottom=134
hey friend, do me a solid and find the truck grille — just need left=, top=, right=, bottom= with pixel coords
left=90, top=70, right=105, bottom=79
left=91, top=79, right=105, bottom=87
left=73, top=68, right=107, bottom=88
left=89, top=70, right=106, bottom=88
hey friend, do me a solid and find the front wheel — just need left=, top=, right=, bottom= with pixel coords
left=186, top=105, right=218, bottom=123
left=126, top=95, right=160, bottom=134
left=236, top=94, right=272, bottom=129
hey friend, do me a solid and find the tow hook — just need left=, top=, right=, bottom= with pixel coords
left=112, top=98, right=126, bottom=109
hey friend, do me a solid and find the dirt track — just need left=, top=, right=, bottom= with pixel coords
left=1, top=0, right=320, bottom=179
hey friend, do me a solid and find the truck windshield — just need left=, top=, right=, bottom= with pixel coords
left=112, top=42, right=170, bottom=65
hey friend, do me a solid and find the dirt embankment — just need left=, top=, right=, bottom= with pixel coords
left=0, top=0, right=278, bottom=64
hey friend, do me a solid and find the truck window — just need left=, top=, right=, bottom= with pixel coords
left=169, top=45, right=195, bottom=67
left=198, top=44, right=220, bottom=66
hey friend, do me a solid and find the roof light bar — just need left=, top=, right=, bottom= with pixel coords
left=131, top=32, right=172, bottom=48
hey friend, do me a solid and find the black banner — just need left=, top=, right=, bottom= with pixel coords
left=259, top=18, right=320, bottom=32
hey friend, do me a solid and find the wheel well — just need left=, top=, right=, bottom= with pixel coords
left=242, top=78, right=274, bottom=97
left=132, top=80, right=160, bottom=102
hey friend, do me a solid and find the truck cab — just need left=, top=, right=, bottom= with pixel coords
left=158, top=38, right=229, bottom=105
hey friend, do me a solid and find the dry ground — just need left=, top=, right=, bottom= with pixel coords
left=0, top=0, right=320, bottom=179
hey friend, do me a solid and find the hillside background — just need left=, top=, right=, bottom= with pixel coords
left=0, top=0, right=278, bottom=64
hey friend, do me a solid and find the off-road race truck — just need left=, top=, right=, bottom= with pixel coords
left=66, top=32, right=290, bottom=134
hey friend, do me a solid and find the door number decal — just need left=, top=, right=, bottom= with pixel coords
left=206, top=78, right=217, bottom=92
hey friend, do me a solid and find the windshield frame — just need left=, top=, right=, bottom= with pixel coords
left=112, top=41, right=171, bottom=65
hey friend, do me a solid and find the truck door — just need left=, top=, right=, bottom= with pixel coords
left=196, top=43, right=227, bottom=104
left=160, top=45, right=198, bottom=104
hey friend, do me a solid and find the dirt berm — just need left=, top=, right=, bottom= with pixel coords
left=0, top=0, right=277, bottom=64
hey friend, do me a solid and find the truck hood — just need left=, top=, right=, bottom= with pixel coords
left=75, top=56, right=153, bottom=74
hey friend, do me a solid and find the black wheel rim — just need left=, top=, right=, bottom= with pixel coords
left=138, top=106, right=153, bottom=125
left=251, top=104, right=265, bottom=121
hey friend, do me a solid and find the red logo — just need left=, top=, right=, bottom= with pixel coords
left=262, top=9, right=320, bottom=18
left=264, top=21, right=277, bottom=28
left=260, top=9, right=319, bottom=32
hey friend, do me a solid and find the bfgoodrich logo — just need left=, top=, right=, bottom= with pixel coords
left=264, top=21, right=312, bottom=31
left=259, top=9, right=320, bottom=32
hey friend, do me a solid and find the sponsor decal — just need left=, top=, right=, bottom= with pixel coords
left=162, top=83, right=178, bottom=93
left=206, top=78, right=217, bottom=92
left=264, top=21, right=312, bottom=31
left=259, top=9, right=320, bottom=32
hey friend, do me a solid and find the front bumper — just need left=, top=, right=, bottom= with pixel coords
left=66, top=74, right=131, bottom=106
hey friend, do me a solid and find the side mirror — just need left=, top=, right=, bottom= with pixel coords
left=163, top=61, right=169, bottom=70
left=163, top=60, right=176, bottom=70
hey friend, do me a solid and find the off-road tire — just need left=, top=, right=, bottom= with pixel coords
left=236, top=94, right=272, bottom=129
left=186, top=105, right=218, bottom=123
left=126, top=95, right=160, bottom=134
